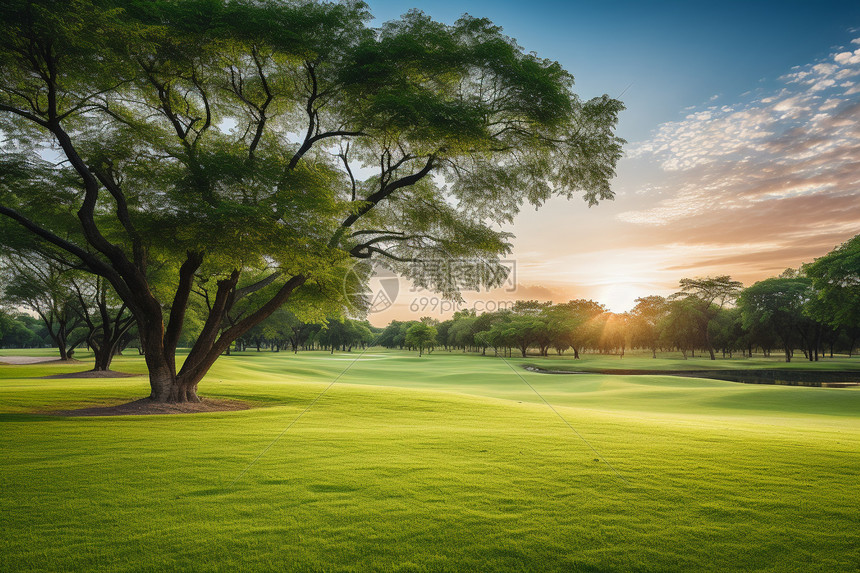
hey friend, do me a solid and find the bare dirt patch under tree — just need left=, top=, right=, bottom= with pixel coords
left=39, top=370, right=140, bottom=379
left=0, top=356, right=81, bottom=365
left=43, top=398, right=253, bottom=417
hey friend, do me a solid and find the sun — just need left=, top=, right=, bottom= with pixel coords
left=597, top=282, right=643, bottom=313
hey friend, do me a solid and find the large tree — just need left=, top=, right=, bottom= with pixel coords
left=671, top=276, right=742, bottom=360
left=0, top=1, right=623, bottom=401
left=803, top=234, right=860, bottom=354
left=737, top=278, right=813, bottom=363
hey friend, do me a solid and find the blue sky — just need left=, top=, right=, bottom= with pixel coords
left=362, top=1, right=860, bottom=321
left=369, top=0, right=860, bottom=141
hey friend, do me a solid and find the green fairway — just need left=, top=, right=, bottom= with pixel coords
left=1, top=349, right=859, bottom=572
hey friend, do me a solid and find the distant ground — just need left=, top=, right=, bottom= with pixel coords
left=1, top=348, right=858, bottom=572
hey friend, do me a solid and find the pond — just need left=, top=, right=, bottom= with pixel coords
left=523, top=365, right=860, bottom=388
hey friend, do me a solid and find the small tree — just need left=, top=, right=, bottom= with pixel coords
left=69, top=274, right=136, bottom=371
left=555, top=299, right=606, bottom=359
left=448, top=315, right=478, bottom=352
left=629, top=296, right=667, bottom=358
left=659, top=299, right=706, bottom=359
left=405, top=322, right=436, bottom=357
left=503, top=316, right=545, bottom=358
left=708, top=307, right=744, bottom=359
left=598, top=312, right=629, bottom=357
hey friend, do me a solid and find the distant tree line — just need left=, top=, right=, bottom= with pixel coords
left=377, top=236, right=860, bottom=362
left=0, top=312, right=50, bottom=349
left=233, top=310, right=379, bottom=354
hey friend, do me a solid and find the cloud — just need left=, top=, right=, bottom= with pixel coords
left=504, top=283, right=564, bottom=301
left=622, top=38, right=860, bottom=234
left=835, top=48, right=860, bottom=65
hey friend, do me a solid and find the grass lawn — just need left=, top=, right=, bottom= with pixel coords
left=1, top=349, right=858, bottom=572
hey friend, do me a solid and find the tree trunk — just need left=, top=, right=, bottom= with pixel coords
left=92, top=344, right=113, bottom=371
left=148, top=367, right=199, bottom=403
left=814, top=326, right=821, bottom=362
left=147, top=362, right=178, bottom=402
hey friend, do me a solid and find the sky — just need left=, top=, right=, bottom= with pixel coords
left=363, top=0, right=860, bottom=324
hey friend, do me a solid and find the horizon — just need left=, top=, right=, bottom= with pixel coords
left=362, top=235, right=844, bottom=327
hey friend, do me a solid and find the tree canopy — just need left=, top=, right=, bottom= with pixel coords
left=737, top=277, right=813, bottom=362
left=803, top=234, right=860, bottom=330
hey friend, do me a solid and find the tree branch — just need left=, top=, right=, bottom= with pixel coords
left=0, top=205, right=125, bottom=290
left=336, top=155, right=436, bottom=235
left=163, top=251, right=204, bottom=375
left=350, top=246, right=417, bottom=262
left=182, top=274, right=307, bottom=384
left=178, top=270, right=240, bottom=379
left=234, top=270, right=282, bottom=300
left=91, top=163, right=146, bottom=270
